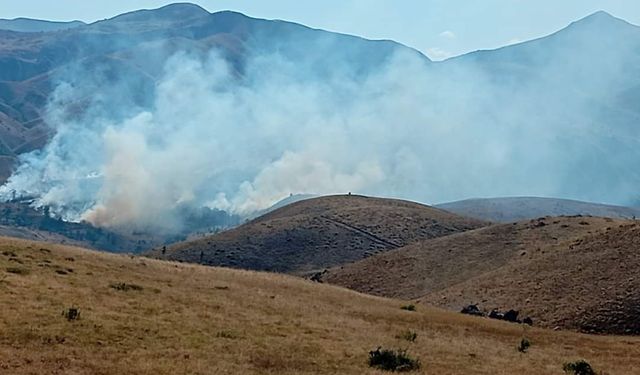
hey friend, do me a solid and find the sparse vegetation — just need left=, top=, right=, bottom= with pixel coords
left=216, top=330, right=239, bottom=339
left=518, top=338, right=531, bottom=353
left=368, top=347, right=420, bottom=372
left=396, top=330, right=418, bottom=342
left=1, top=237, right=639, bottom=374
left=6, top=266, right=29, bottom=275
left=563, top=360, right=597, bottom=375
left=400, top=304, right=416, bottom=311
left=109, top=282, right=144, bottom=291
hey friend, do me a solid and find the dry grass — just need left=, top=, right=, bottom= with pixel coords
left=325, top=216, right=640, bottom=333
left=0, top=236, right=639, bottom=374
left=151, top=194, right=486, bottom=274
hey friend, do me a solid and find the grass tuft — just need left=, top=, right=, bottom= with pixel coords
left=109, top=282, right=144, bottom=292
left=396, top=330, right=418, bottom=342
left=400, top=304, right=416, bottom=311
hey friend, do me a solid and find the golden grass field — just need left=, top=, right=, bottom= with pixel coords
left=1, top=237, right=639, bottom=374
left=151, top=195, right=486, bottom=274
left=325, top=216, right=640, bottom=334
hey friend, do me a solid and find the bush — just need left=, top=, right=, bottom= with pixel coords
left=400, top=304, right=416, bottom=312
left=396, top=330, right=418, bottom=342
left=517, top=338, right=531, bottom=353
left=63, top=307, right=80, bottom=321
left=110, top=282, right=143, bottom=292
left=563, top=360, right=597, bottom=375
left=368, top=347, right=420, bottom=372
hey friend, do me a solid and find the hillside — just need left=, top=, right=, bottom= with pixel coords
left=436, top=197, right=640, bottom=223
left=149, top=195, right=487, bottom=273
left=323, top=216, right=640, bottom=334
left=1, top=237, right=640, bottom=374
left=0, top=18, right=85, bottom=32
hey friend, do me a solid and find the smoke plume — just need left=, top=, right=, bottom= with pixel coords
left=1, top=14, right=639, bottom=233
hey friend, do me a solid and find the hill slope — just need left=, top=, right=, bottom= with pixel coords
left=435, top=197, right=640, bottom=223
left=1, top=237, right=639, bottom=374
left=324, top=216, right=640, bottom=334
left=149, top=195, right=487, bottom=273
left=0, top=18, right=85, bottom=32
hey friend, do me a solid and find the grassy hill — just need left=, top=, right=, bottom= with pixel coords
left=1, top=237, right=639, bottom=374
left=149, top=195, right=487, bottom=274
left=435, top=197, right=640, bottom=223
left=324, top=216, right=640, bottom=334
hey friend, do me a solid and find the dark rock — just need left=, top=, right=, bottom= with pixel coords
left=504, top=309, right=520, bottom=322
left=489, top=309, right=504, bottom=320
left=460, top=304, right=484, bottom=316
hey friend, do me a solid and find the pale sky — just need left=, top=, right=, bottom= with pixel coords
left=1, top=0, right=639, bottom=60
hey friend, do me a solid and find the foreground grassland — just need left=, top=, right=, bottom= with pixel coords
left=0, top=237, right=638, bottom=374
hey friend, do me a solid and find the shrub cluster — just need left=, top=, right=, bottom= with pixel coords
left=368, top=347, right=420, bottom=372
left=563, top=360, right=596, bottom=375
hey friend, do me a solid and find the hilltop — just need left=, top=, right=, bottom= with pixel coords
left=1, top=237, right=639, bottom=374
left=149, top=195, right=487, bottom=273
left=324, top=216, right=640, bottom=334
left=435, top=197, right=640, bottom=223
left=0, top=18, right=85, bottom=32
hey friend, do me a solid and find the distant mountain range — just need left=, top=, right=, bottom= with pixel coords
left=0, top=18, right=85, bottom=32
left=1, top=4, right=639, bottom=209
left=435, top=196, right=640, bottom=222
left=0, top=3, right=422, bottom=182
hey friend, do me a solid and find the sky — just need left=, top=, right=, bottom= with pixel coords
left=1, top=0, right=639, bottom=60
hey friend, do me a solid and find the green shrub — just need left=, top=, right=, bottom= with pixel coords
left=110, top=282, right=143, bottom=291
left=396, top=330, right=418, bottom=342
left=400, top=304, right=416, bottom=312
left=517, top=338, right=531, bottom=353
left=563, top=360, right=596, bottom=375
left=368, top=347, right=420, bottom=372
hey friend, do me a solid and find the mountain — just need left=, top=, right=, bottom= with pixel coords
left=323, top=216, right=640, bottom=334
left=2, top=237, right=639, bottom=374
left=429, top=11, right=640, bottom=206
left=0, top=18, right=85, bottom=32
left=2, top=6, right=640, bottom=236
left=0, top=3, right=426, bottom=183
left=435, top=197, right=640, bottom=223
left=148, top=194, right=487, bottom=273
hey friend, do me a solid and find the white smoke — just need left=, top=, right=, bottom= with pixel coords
left=1, top=20, right=638, bottom=233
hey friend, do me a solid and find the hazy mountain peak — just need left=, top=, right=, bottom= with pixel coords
left=568, top=10, right=636, bottom=31
left=107, top=2, right=210, bottom=23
